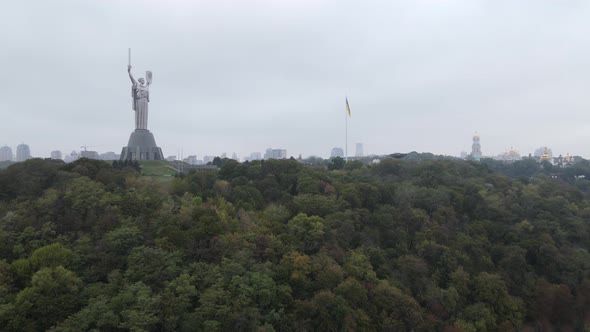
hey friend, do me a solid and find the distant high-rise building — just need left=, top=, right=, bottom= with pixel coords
left=355, top=143, right=364, bottom=157
left=0, top=146, right=13, bottom=162
left=184, top=155, right=198, bottom=165
left=221, top=153, right=227, bottom=159
left=166, top=156, right=177, bottom=162
left=470, top=133, right=481, bottom=161
left=80, top=150, right=99, bottom=160
left=264, top=148, right=287, bottom=160
left=330, top=147, right=344, bottom=158
left=50, top=150, right=63, bottom=160
left=460, top=151, right=468, bottom=159
left=203, top=156, right=214, bottom=164
left=231, top=152, right=238, bottom=160
left=246, top=152, right=262, bottom=161
left=16, top=144, right=31, bottom=162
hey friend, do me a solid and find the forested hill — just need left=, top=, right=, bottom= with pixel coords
left=0, top=157, right=589, bottom=331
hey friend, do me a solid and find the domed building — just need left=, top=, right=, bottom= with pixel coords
left=495, top=147, right=521, bottom=163
left=554, top=153, right=574, bottom=168
left=534, top=146, right=553, bottom=158
left=540, top=146, right=552, bottom=163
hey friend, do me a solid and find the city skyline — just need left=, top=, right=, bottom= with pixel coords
left=2, top=1, right=590, bottom=159
left=0, top=136, right=584, bottom=163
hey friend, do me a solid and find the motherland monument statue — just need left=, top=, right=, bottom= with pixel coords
left=120, top=49, right=163, bottom=161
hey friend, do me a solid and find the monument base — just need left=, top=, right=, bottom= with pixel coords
left=120, top=129, right=164, bottom=161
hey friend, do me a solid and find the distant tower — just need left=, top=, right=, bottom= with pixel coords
left=249, top=152, right=262, bottom=161
left=50, top=150, right=63, bottom=160
left=471, top=133, right=481, bottom=161
left=355, top=143, right=364, bottom=157
left=0, top=146, right=13, bottom=162
left=16, top=144, right=31, bottom=162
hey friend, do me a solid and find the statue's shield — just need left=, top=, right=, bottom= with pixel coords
left=146, top=71, right=152, bottom=85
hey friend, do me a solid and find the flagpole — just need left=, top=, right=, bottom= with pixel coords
left=345, top=102, right=348, bottom=162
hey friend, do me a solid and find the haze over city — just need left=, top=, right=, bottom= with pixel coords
left=2, top=0, right=590, bottom=159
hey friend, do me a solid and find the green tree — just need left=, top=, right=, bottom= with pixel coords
left=328, top=157, right=346, bottom=170
left=287, top=213, right=325, bottom=253
left=125, top=246, right=183, bottom=289
left=231, top=185, right=264, bottom=210
left=335, top=277, right=368, bottom=308
left=292, top=194, right=343, bottom=217
left=7, top=266, right=82, bottom=331
left=343, top=251, right=377, bottom=282
left=370, top=281, right=425, bottom=330
left=29, top=243, right=73, bottom=270
left=158, top=274, right=198, bottom=331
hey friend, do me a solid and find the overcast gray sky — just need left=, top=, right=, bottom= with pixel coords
left=2, top=0, right=590, bottom=159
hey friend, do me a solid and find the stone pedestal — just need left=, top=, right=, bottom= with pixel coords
left=120, top=129, right=163, bottom=161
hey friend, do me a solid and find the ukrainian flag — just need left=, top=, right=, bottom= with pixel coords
left=346, top=97, right=351, bottom=117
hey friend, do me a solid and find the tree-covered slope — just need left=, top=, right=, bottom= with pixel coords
left=0, top=157, right=589, bottom=331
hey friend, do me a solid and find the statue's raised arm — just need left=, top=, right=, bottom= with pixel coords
left=128, top=65, right=137, bottom=86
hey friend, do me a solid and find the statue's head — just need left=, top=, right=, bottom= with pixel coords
left=138, top=78, right=145, bottom=85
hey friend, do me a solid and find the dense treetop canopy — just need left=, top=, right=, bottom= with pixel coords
left=0, top=157, right=589, bottom=331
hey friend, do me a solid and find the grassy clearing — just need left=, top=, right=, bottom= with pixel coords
left=139, top=160, right=177, bottom=176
